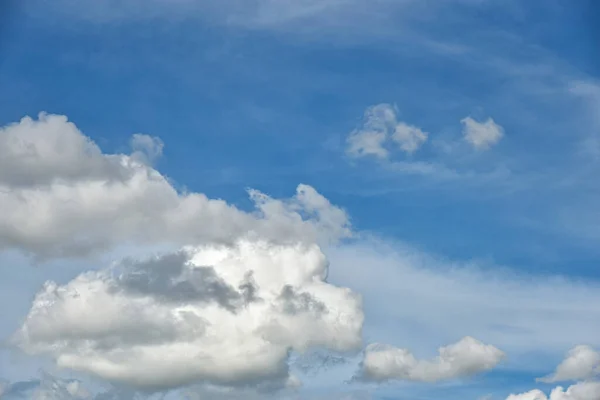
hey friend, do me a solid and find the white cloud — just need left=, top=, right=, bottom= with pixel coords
left=12, top=240, right=364, bottom=391
left=0, top=113, right=122, bottom=188
left=129, top=133, right=164, bottom=165
left=346, top=104, right=427, bottom=159
left=346, top=104, right=395, bottom=159
left=507, top=390, right=549, bottom=400
left=0, top=113, right=350, bottom=260
left=346, top=128, right=389, bottom=159
left=538, top=346, right=600, bottom=383
left=31, top=0, right=413, bottom=29
left=461, top=117, right=504, bottom=150
left=391, top=122, right=428, bottom=154
left=359, top=336, right=504, bottom=382
left=184, top=384, right=373, bottom=400
left=506, top=381, right=600, bottom=400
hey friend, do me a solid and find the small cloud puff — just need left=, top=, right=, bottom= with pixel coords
left=0, top=113, right=351, bottom=260
left=461, top=116, right=504, bottom=150
left=346, top=103, right=428, bottom=160
left=357, top=336, right=504, bottom=383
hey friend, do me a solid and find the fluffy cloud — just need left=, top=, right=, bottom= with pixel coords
left=507, top=390, right=549, bottom=400
left=506, top=381, right=600, bottom=400
left=346, top=104, right=427, bottom=159
left=12, top=240, right=364, bottom=391
left=505, top=344, right=600, bottom=400
left=391, top=122, right=428, bottom=154
left=0, top=113, right=350, bottom=259
left=358, top=336, right=504, bottom=382
left=346, top=104, right=394, bottom=159
left=461, top=117, right=504, bottom=150
left=538, top=346, right=600, bottom=383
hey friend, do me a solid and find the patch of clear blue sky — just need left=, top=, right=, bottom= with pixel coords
left=0, top=1, right=599, bottom=397
left=2, top=1, right=600, bottom=277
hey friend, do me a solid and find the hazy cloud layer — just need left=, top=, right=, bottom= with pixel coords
left=327, top=240, right=600, bottom=359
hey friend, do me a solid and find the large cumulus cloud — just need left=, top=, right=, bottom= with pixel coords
left=12, top=240, right=364, bottom=391
left=0, top=113, right=350, bottom=259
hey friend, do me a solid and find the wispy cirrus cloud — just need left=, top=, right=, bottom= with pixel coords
left=327, top=238, right=600, bottom=364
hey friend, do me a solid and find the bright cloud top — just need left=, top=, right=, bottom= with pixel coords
left=461, top=117, right=504, bottom=150
left=0, top=113, right=351, bottom=260
left=12, top=240, right=364, bottom=391
left=359, top=336, right=504, bottom=383
left=346, top=103, right=428, bottom=159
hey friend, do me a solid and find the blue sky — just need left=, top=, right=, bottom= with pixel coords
left=1, top=1, right=600, bottom=399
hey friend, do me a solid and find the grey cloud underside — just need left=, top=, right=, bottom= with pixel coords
left=278, top=285, right=328, bottom=316
left=114, top=252, right=261, bottom=312
left=114, top=253, right=326, bottom=316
